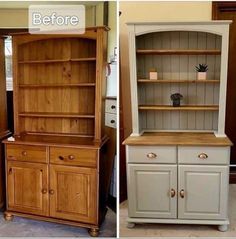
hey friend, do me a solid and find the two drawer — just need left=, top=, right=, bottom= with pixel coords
left=178, top=146, right=230, bottom=165
left=50, top=147, right=97, bottom=167
left=127, top=146, right=230, bottom=165
left=127, top=146, right=177, bottom=163
left=6, top=145, right=47, bottom=163
left=6, top=145, right=97, bottom=167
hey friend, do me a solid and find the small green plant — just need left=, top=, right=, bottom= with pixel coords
left=171, top=93, right=183, bottom=107
left=195, top=63, right=208, bottom=72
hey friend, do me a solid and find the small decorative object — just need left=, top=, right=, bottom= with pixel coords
left=195, top=63, right=208, bottom=80
left=171, top=93, right=183, bottom=107
left=149, top=68, right=158, bottom=80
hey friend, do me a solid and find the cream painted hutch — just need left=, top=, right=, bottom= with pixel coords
left=124, top=21, right=233, bottom=231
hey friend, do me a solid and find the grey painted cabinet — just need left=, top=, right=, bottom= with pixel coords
left=128, top=164, right=177, bottom=218
left=124, top=21, right=232, bottom=232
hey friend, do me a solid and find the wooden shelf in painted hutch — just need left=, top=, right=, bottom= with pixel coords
left=124, top=21, right=232, bottom=232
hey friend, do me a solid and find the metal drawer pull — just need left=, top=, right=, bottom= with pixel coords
left=49, top=189, right=54, bottom=195
left=146, top=153, right=157, bottom=159
left=22, top=151, right=27, bottom=156
left=68, top=155, right=75, bottom=160
left=110, top=120, right=115, bottom=123
left=180, top=189, right=185, bottom=198
left=41, top=189, right=47, bottom=194
left=170, top=189, right=176, bottom=198
left=198, top=153, right=208, bottom=160
left=111, top=105, right=116, bottom=109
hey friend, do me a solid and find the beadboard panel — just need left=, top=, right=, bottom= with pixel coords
left=136, top=31, right=221, bottom=132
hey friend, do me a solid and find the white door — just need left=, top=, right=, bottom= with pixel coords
left=178, top=165, right=228, bottom=220
left=128, top=164, right=177, bottom=218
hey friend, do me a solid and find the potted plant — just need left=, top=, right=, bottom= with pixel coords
left=171, top=93, right=183, bottom=107
left=195, top=63, right=208, bottom=80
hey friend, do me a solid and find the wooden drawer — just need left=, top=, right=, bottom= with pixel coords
left=6, top=144, right=47, bottom=163
left=127, top=146, right=177, bottom=164
left=178, top=146, right=230, bottom=165
left=50, top=147, right=97, bottom=167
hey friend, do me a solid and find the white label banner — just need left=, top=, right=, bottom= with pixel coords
left=29, top=5, right=85, bottom=34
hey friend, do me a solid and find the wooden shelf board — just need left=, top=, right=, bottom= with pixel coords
left=123, top=132, right=233, bottom=146
left=19, top=83, right=96, bottom=88
left=138, top=105, right=219, bottom=111
left=136, top=49, right=221, bottom=55
left=18, top=112, right=95, bottom=118
left=18, top=57, right=96, bottom=64
left=138, top=79, right=220, bottom=83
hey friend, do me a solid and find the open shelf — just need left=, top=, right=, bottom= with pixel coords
left=18, top=57, right=96, bottom=64
left=18, top=112, right=95, bottom=118
left=138, top=79, right=220, bottom=83
left=136, top=49, right=221, bottom=55
left=138, top=105, right=219, bottom=111
left=19, top=83, right=96, bottom=88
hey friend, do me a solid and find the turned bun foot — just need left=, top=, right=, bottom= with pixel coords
left=88, top=228, right=99, bottom=237
left=127, top=222, right=135, bottom=228
left=4, top=212, right=13, bottom=221
left=218, top=224, right=228, bottom=232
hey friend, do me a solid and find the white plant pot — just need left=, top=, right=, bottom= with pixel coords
left=197, top=72, right=207, bottom=80
left=149, top=72, right=158, bottom=80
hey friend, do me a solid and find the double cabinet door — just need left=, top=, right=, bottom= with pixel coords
left=128, top=164, right=228, bottom=220
left=7, top=161, right=97, bottom=224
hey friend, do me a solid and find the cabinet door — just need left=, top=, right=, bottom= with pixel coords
left=7, top=161, right=49, bottom=216
left=128, top=164, right=177, bottom=218
left=178, top=165, right=228, bottom=220
left=49, top=165, right=97, bottom=224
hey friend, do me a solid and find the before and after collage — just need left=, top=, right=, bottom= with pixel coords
left=0, top=0, right=235, bottom=238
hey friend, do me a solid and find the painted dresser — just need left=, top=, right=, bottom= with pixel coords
left=124, top=21, right=233, bottom=231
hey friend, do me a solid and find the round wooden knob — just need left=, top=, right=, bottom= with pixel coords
left=22, top=151, right=27, bottom=156
left=41, top=189, right=47, bottom=194
left=68, top=155, right=75, bottom=160
left=111, top=105, right=116, bottom=109
left=58, top=156, right=64, bottom=160
left=198, top=153, right=208, bottom=160
left=110, top=120, right=115, bottom=124
left=146, top=152, right=157, bottom=159
left=49, top=189, right=54, bottom=195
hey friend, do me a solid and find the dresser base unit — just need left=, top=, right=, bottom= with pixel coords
left=4, top=211, right=99, bottom=237
left=3, top=134, right=113, bottom=237
left=124, top=132, right=232, bottom=232
left=126, top=218, right=229, bottom=232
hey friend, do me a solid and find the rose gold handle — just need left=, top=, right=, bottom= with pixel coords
left=68, top=155, right=75, bottom=160
left=170, top=189, right=176, bottom=198
left=180, top=189, right=185, bottom=198
left=198, top=153, right=208, bottom=160
left=49, top=189, right=54, bottom=195
left=22, top=151, right=27, bottom=156
left=146, top=153, right=157, bottom=159
left=41, top=189, right=47, bottom=194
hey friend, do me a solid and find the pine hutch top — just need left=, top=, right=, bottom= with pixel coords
left=5, top=26, right=109, bottom=148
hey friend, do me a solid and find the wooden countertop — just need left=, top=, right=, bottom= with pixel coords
left=123, top=132, right=233, bottom=146
left=3, top=133, right=109, bottom=149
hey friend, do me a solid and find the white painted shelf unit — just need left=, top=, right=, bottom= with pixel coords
left=128, top=21, right=231, bottom=137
